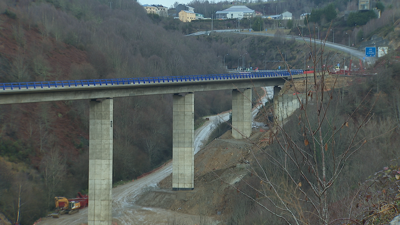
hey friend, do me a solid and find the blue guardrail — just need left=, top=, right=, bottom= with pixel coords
left=0, top=70, right=303, bottom=91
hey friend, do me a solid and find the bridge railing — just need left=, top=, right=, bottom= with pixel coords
left=0, top=70, right=303, bottom=91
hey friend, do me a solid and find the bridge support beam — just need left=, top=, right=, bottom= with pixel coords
left=172, top=93, right=194, bottom=190
left=232, top=88, right=252, bottom=139
left=88, top=98, right=113, bottom=225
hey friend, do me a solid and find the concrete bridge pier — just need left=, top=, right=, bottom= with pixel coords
left=88, top=98, right=113, bottom=225
left=273, top=86, right=282, bottom=123
left=232, top=88, right=252, bottom=139
left=172, top=93, right=194, bottom=190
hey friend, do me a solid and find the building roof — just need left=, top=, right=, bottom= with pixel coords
left=142, top=4, right=166, bottom=8
left=267, top=14, right=281, bottom=18
left=216, top=5, right=254, bottom=14
left=182, top=10, right=195, bottom=14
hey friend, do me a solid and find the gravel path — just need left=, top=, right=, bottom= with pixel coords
left=38, top=87, right=272, bottom=225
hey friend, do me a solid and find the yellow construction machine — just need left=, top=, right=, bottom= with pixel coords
left=54, top=193, right=88, bottom=217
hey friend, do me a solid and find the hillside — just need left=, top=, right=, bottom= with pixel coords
left=0, top=0, right=229, bottom=224
left=0, top=0, right=400, bottom=224
left=136, top=49, right=400, bottom=223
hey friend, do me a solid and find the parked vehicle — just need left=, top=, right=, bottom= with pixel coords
left=54, top=192, right=88, bottom=217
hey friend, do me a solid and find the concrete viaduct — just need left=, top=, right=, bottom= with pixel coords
left=0, top=70, right=303, bottom=225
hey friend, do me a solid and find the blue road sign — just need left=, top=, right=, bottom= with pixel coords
left=365, top=47, right=376, bottom=57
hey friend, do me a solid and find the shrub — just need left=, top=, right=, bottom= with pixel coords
left=4, top=9, right=16, bottom=19
left=309, top=3, right=337, bottom=25
left=376, top=2, right=385, bottom=13
left=347, top=10, right=377, bottom=26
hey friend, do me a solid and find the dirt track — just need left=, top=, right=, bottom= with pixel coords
left=37, top=87, right=273, bottom=225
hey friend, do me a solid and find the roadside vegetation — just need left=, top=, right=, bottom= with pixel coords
left=0, top=0, right=228, bottom=223
left=225, top=25, right=400, bottom=224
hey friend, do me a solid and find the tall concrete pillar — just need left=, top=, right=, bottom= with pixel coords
left=88, top=98, right=113, bottom=225
left=273, top=86, right=282, bottom=123
left=232, top=88, right=252, bottom=139
left=172, top=93, right=194, bottom=190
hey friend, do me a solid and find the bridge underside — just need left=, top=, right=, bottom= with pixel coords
left=0, top=79, right=285, bottom=104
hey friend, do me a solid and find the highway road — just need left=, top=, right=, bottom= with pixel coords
left=188, top=30, right=377, bottom=65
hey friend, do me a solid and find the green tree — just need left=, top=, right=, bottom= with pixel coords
left=309, top=8, right=322, bottom=24
left=309, top=4, right=337, bottom=25
left=304, top=14, right=309, bottom=25
left=376, top=2, right=385, bottom=12
left=251, top=17, right=264, bottom=31
left=347, top=10, right=377, bottom=26
left=324, top=4, right=337, bottom=22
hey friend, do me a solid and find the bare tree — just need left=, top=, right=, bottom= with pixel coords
left=227, top=25, right=386, bottom=225
left=9, top=48, right=29, bottom=82
left=40, top=148, right=67, bottom=208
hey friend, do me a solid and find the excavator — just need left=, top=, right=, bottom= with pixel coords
left=54, top=192, right=88, bottom=217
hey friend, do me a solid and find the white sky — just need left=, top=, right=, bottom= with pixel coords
left=138, top=0, right=190, bottom=9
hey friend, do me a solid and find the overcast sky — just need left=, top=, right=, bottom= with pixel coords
left=138, top=0, right=189, bottom=9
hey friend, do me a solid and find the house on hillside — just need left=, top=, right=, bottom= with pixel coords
left=143, top=4, right=168, bottom=17
left=358, top=0, right=370, bottom=10
left=281, top=11, right=292, bottom=20
left=215, top=6, right=255, bottom=20
left=300, top=13, right=310, bottom=20
left=255, top=11, right=263, bottom=17
left=179, top=10, right=196, bottom=22
left=196, top=13, right=204, bottom=19
left=175, top=4, right=194, bottom=17
left=265, top=14, right=282, bottom=20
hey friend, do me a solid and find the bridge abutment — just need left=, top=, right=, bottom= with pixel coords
left=88, top=98, right=113, bottom=225
left=232, top=88, right=252, bottom=139
left=172, top=93, right=194, bottom=190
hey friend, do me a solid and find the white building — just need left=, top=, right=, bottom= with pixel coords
left=216, top=6, right=255, bottom=20
left=281, top=11, right=292, bottom=20
left=143, top=4, right=168, bottom=17
left=359, top=0, right=370, bottom=10
left=300, top=13, right=310, bottom=20
left=195, top=13, right=204, bottom=19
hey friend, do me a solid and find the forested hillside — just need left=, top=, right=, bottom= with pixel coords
left=0, top=0, right=230, bottom=224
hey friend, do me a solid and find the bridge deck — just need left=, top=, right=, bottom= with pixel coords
left=0, top=70, right=304, bottom=104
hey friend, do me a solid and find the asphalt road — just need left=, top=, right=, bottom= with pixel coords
left=188, top=29, right=377, bottom=65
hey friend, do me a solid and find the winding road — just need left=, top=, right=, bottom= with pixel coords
left=188, top=30, right=376, bottom=65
